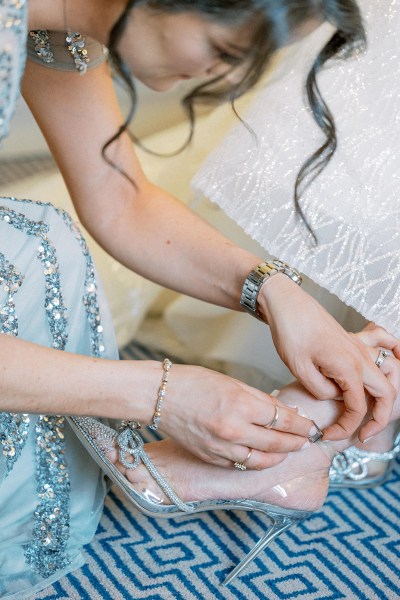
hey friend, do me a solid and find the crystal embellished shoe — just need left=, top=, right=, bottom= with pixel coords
left=67, top=416, right=321, bottom=585
left=329, top=431, right=400, bottom=489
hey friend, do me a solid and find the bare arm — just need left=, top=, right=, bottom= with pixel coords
left=21, top=60, right=259, bottom=309
left=20, top=58, right=399, bottom=441
left=0, top=334, right=158, bottom=421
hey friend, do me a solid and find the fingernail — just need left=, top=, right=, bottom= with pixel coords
left=308, top=421, right=323, bottom=443
left=287, top=404, right=298, bottom=412
left=300, top=440, right=311, bottom=450
left=362, top=435, right=374, bottom=444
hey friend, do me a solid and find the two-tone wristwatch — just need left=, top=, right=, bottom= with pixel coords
left=240, top=259, right=302, bottom=319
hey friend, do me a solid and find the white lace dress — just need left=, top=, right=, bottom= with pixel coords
left=0, top=2, right=118, bottom=598
left=193, top=0, right=400, bottom=337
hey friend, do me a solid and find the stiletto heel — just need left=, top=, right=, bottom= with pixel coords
left=222, top=510, right=310, bottom=586
left=67, top=416, right=320, bottom=585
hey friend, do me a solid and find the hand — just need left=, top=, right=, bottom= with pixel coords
left=257, top=275, right=398, bottom=441
left=356, top=322, right=400, bottom=359
left=354, top=323, right=400, bottom=440
left=161, top=363, right=316, bottom=469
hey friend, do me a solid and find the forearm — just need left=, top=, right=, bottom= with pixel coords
left=0, top=334, right=159, bottom=421
left=21, top=63, right=265, bottom=312
left=82, top=180, right=264, bottom=311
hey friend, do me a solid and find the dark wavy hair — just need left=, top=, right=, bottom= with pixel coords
left=105, top=0, right=366, bottom=240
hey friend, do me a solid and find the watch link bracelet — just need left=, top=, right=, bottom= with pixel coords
left=240, top=259, right=302, bottom=318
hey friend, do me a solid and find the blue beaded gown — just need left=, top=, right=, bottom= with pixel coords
left=0, top=2, right=118, bottom=598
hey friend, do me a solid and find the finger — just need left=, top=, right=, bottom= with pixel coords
left=289, top=361, right=341, bottom=400
left=380, top=355, right=400, bottom=391
left=245, top=449, right=288, bottom=470
left=208, top=446, right=288, bottom=470
left=356, top=326, right=400, bottom=359
left=320, top=335, right=396, bottom=439
left=323, top=359, right=396, bottom=440
left=248, top=427, right=310, bottom=454
left=361, top=365, right=396, bottom=436
left=233, top=382, right=319, bottom=437
left=359, top=392, right=395, bottom=442
left=364, top=346, right=400, bottom=390
left=322, top=372, right=367, bottom=440
left=358, top=371, right=396, bottom=441
left=255, top=399, right=319, bottom=439
left=220, top=423, right=308, bottom=466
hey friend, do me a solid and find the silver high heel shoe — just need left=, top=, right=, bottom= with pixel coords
left=329, top=431, right=400, bottom=489
left=67, top=416, right=317, bottom=586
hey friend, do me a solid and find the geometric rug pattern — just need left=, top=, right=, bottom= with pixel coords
left=33, top=337, right=400, bottom=599
left=34, top=458, right=400, bottom=599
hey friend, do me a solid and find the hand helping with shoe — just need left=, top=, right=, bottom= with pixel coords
left=257, top=273, right=400, bottom=443
left=148, top=273, right=399, bottom=471
left=158, top=363, right=319, bottom=470
left=352, top=323, right=400, bottom=441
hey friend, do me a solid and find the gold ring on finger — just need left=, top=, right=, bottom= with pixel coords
left=234, top=448, right=253, bottom=471
left=264, top=402, right=279, bottom=429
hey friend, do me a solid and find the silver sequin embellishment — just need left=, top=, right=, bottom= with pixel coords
left=24, top=416, right=71, bottom=577
left=0, top=412, right=30, bottom=473
left=29, top=29, right=54, bottom=63
left=65, top=31, right=90, bottom=74
left=0, top=250, right=23, bottom=335
left=0, top=198, right=106, bottom=577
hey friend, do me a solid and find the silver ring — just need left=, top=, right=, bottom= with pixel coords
left=264, top=402, right=279, bottom=429
left=375, top=348, right=392, bottom=368
left=234, top=448, right=253, bottom=471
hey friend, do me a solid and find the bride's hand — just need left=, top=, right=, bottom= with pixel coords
left=257, top=275, right=398, bottom=441
left=160, top=364, right=315, bottom=469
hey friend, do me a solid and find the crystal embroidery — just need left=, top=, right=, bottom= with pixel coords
left=65, top=31, right=90, bottom=74
left=24, top=416, right=71, bottom=577
left=0, top=412, right=30, bottom=474
left=0, top=198, right=106, bottom=577
left=0, top=247, right=29, bottom=476
left=55, top=205, right=105, bottom=357
left=0, top=204, right=71, bottom=573
left=0, top=250, right=23, bottom=335
left=0, top=205, right=68, bottom=350
left=29, top=29, right=54, bottom=63
left=29, top=30, right=90, bottom=74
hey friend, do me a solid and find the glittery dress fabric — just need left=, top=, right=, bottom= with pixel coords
left=192, top=0, right=400, bottom=337
left=0, top=2, right=118, bottom=598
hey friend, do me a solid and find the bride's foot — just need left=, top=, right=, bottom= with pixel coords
left=105, top=382, right=354, bottom=512
left=108, top=436, right=331, bottom=511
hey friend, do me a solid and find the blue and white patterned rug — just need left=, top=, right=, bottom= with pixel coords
left=33, top=344, right=400, bottom=600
